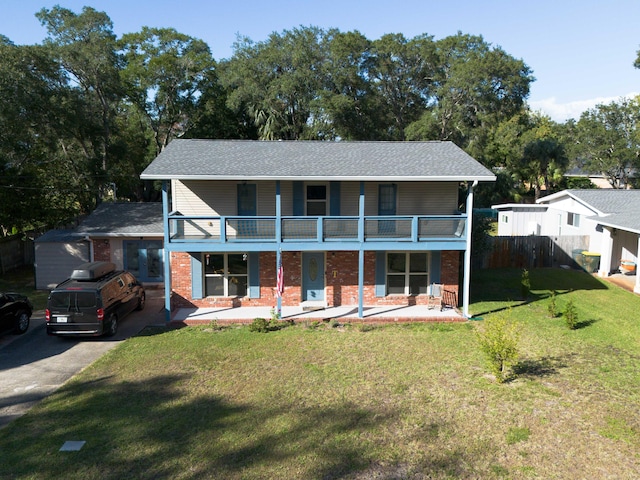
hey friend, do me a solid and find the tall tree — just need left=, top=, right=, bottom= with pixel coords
left=364, top=33, right=437, bottom=140
left=486, top=111, right=568, bottom=200
left=0, top=38, right=89, bottom=232
left=119, top=27, right=215, bottom=154
left=319, top=30, right=381, bottom=140
left=572, top=98, right=640, bottom=189
left=220, top=26, right=329, bottom=140
left=37, top=6, right=123, bottom=176
left=406, top=33, right=533, bottom=155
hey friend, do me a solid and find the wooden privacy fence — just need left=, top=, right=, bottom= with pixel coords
left=475, top=235, right=589, bottom=270
left=0, top=234, right=35, bottom=274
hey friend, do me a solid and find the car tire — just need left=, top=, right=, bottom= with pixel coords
left=136, top=292, right=146, bottom=311
left=106, top=315, right=118, bottom=337
left=15, top=311, right=30, bottom=334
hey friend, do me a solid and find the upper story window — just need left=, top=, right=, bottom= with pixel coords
left=306, top=185, right=327, bottom=216
left=567, top=212, right=580, bottom=227
left=204, top=253, right=248, bottom=297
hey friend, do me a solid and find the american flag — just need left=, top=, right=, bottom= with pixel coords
left=276, top=254, right=284, bottom=297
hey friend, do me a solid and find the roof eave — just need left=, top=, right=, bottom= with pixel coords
left=140, top=174, right=497, bottom=182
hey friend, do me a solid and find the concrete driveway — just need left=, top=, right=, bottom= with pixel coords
left=0, top=290, right=165, bottom=429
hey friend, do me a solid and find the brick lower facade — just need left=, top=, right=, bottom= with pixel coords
left=170, top=250, right=460, bottom=311
left=93, top=239, right=111, bottom=262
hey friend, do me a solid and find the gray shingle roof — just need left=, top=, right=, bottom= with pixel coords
left=75, top=203, right=163, bottom=236
left=565, top=189, right=640, bottom=216
left=140, top=139, right=496, bottom=181
left=540, top=189, right=640, bottom=234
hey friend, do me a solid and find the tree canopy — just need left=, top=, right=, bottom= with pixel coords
left=1, top=8, right=638, bottom=233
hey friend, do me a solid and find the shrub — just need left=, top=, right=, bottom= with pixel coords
left=476, top=309, right=520, bottom=383
left=547, top=290, right=558, bottom=318
left=249, top=317, right=270, bottom=333
left=521, top=269, right=531, bottom=299
left=563, top=299, right=578, bottom=330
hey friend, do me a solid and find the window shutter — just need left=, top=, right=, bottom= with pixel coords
left=293, top=181, right=304, bottom=216
left=430, top=251, right=441, bottom=284
left=248, top=252, right=260, bottom=298
left=375, top=251, right=386, bottom=297
left=190, top=253, right=203, bottom=300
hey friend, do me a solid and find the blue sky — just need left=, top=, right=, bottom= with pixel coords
left=2, top=0, right=639, bottom=122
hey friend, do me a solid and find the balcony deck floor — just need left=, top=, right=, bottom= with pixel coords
left=171, top=304, right=465, bottom=325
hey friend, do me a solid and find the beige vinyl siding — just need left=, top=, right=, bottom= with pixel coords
left=340, top=182, right=360, bottom=216
left=363, top=182, right=458, bottom=216
left=173, top=179, right=460, bottom=223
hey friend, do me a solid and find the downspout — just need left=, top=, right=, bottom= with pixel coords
left=463, top=180, right=478, bottom=318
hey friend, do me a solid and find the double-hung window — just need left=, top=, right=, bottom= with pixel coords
left=386, top=252, right=430, bottom=295
left=204, top=253, right=248, bottom=297
left=306, top=185, right=327, bottom=216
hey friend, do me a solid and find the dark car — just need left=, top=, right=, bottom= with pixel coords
left=45, top=261, right=145, bottom=337
left=0, top=292, right=33, bottom=335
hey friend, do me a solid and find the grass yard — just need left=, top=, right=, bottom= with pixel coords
left=0, top=268, right=639, bottom=479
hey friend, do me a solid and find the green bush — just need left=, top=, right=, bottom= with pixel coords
left=547, top=290, right=558, bottom=318
left=521, top=269, right=531, bottom=299
left=563, top=299, right=579, bottom=330
left=249, top=317, right=271, bottom=333
left=476, top=309, right=520, bottom=383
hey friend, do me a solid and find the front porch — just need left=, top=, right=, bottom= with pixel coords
left=171, top=303, right=465, bottom=325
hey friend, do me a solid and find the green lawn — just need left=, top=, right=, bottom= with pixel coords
left=1, top=268, right=639, bottom=479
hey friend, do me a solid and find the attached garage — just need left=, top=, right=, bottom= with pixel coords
left=34, top=230, right=90, bottom=290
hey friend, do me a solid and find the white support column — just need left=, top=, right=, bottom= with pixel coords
left=635, top=235, right=640, bottom=294
left=162, top=180, right=172, bottom=322
left=598, top=227, right=613, bottom=277
left=462, top=181, right=477, bottom=318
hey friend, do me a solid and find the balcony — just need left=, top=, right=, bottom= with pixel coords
left=167, top=212, right=467, bottom=251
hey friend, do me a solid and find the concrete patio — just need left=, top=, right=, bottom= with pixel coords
left=171, top=303, right=465, bottom=325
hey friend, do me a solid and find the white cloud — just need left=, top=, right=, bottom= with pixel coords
left=529, top=92, right=639, bottom=123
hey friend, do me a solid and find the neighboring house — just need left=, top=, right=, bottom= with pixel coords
left=34, top=203, right=164, bottom=289
left=565, top=166, right=638, bottom=189
left=140, top=139, right=496, bottom=320
left=493, top=189, right=640, bottom=293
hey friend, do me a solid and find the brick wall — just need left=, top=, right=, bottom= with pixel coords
left=170, top=250, right=460, bottom=310
left=93, top=239, right=111, bottom=262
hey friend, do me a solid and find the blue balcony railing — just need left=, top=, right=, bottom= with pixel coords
left=168, top=212, right=466, bottom=244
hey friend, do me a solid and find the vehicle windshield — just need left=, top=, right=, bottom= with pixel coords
left=50, top=292, right=97, bottom=309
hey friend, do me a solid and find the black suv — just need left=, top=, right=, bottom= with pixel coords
left=46, top=262, right=145, bottom=337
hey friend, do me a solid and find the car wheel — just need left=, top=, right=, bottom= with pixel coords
left=106, top=315, right=118, bottom=337
left=136, top=292, right=146, bottom=311
left=15, top=311, right=30, bottom=334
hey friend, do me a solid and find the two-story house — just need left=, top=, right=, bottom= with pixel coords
left=141, top=140, right=495, bottom=321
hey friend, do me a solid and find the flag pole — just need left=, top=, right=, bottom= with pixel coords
left=276, top=249, right=283, bottom=318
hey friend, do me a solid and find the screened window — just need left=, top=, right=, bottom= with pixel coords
left=306, top=185, right=327, bottom=216
left=204, top=253, right=248, bottom=297
left=386, top=252, right=429, bottom=295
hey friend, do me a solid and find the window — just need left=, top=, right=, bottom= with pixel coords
left=204, top=253, right=248, bottom=297
left=567, top=212, right=580, bottom=227
left=306, top=185, right=327, bottom=216
left=386, top=252, right=430, bottom=295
